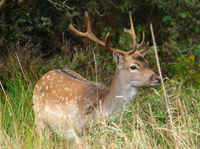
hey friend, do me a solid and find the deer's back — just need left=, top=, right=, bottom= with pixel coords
left=33, top=69, right=108, bottom=115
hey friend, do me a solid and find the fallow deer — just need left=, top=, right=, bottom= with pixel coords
left=33, top=12, right=161, bottom=143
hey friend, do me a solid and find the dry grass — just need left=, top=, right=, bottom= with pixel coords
left=1, top=75, right=199, bottom=149
left=0, top=42, right=200, bottom=149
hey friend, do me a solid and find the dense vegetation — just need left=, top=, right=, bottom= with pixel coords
left=0, top=0, right=200, bottom=148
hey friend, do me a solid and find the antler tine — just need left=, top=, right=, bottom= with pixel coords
left=129, top=11, right=137, bottom=51
left=124, top=14, right=151, bottom=55
left=69, top=11, right=105, bottom=47
left=126, top=31, right=146, bottom=55
left=124, top=12, right=137, bottom=52
left=84, top=11, right=92, bottom=34
left=104, top=32, right=111, bottom=46
left=104, top=32, right=127, bottom=54
left=104, top=32, right=127, bottom=55
left=69, top=11, right=127, bottom=55
left=68, top=24, right=86, bottom=37
left=139, top=42, right=150, bottom=54
left=137, top=31, right=145, bottom=49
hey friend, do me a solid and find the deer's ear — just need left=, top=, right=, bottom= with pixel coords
left=113, top=52, right=124, bottom=68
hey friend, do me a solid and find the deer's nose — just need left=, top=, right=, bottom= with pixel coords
left=150, top=74, right=161, bottom=85
left=155, top=76, right=161, bottom=84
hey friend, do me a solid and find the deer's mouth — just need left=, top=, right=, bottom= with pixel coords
left=150, top=78, right=161, bottom=86
left=149, top=74, right=161, bottom=86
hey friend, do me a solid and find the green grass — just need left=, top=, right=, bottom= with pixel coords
left=1, top=68, right=200, bottom=149
left=0, top=48, right=200, bottom=149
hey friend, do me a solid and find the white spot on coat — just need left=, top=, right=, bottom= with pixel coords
left=47, top=75, right=50, bottom=80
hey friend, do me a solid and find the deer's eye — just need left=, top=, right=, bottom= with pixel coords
left=129, top=65, right=137, bottom=71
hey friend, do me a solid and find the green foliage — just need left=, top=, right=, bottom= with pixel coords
left=170, top=43, right=200, bottom=85
left=0, top=77, right=34, bottom=138
left=1, top=0, right=199, bottom=81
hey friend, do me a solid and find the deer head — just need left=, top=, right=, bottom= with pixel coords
left=69, top=12, right=160, bottom=88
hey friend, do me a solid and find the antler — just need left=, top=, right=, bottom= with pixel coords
left=69, top=11, right=150, bottom=56
left=69, top=12, right=128, bottom=55
left=124, top=12, right=150, bottom=55
left=69, top=12, right=105, bottom=47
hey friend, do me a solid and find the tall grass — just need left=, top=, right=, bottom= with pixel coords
left=0, top=45, right=200, bottom=149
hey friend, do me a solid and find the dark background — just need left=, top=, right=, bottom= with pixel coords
left=0, top=0, right=200, bottom=86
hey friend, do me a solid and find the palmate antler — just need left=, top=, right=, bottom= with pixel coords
left=69, top=11, right=149, bottom=56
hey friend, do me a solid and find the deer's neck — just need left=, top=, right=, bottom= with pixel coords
left=101, top=69, right=138, bottom=119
